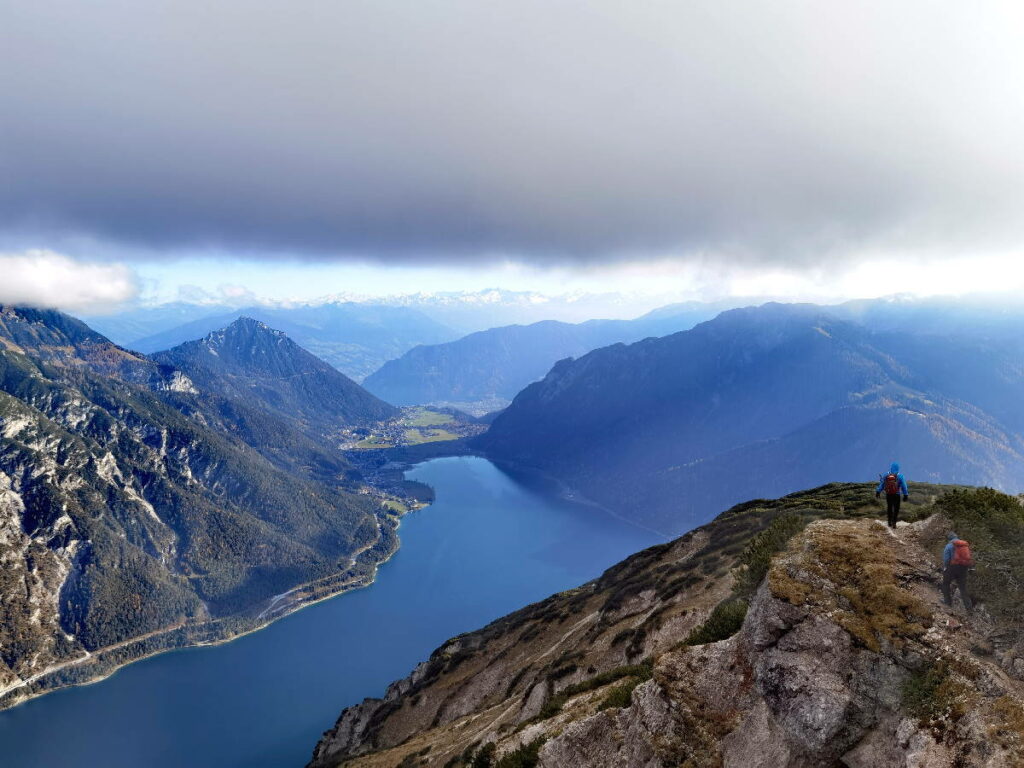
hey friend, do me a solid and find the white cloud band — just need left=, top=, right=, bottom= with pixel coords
left=0, top=250, right=139, bottom=313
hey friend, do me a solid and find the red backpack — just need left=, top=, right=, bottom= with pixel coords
left=883, top=473, right=901, bottom=495
left=951, top=540, right=974, bottom=567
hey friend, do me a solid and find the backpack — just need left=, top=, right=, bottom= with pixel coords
left=883, top=473, right=901, bottom=495
left=951, top=540, right=974, bottom=567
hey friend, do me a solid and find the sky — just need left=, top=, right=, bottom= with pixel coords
left=2, top=1, right=1024, bottom=313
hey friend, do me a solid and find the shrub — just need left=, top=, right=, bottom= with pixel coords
left=682, top=600, right=748, bottom=646
left=470, top=743, right=496, bottom=768
left=527, top=660, right=653, bottom=723
left=733, top=513, right=807, bottom=598
left=494, top=738, right=546, bottom=768
left=597, top=680, right=641, bottom=711
left=902, top=660, right=975, bottom=731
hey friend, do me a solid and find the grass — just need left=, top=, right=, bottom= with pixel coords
left=353, top=436, right=393, bottom=450
left=404, top=408, right=455, bottom=427
left=989, top=696, right=1024, bottom=760
left=733, top=512, right=807, bottom=598
left=403, top=427, right=461, bottom=444
left=679, top=512, right=805, bottom=649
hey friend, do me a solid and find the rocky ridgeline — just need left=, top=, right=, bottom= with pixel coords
left=310, top=485, right=1024, bottom=768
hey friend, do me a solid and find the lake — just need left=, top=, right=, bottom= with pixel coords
left=0, top=456, right=660, bottom=768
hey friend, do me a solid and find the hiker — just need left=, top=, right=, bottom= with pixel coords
left=875, top=462, right=910, bottom=528
left=942, top=532, right=974, bottom=614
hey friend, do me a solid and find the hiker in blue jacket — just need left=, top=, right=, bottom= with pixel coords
left=875, top=462, right=909, bottom=528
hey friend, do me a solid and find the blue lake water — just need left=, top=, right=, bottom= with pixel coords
left=0, top=456, right=660, bottom=768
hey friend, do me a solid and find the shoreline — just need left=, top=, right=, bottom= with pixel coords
left=485, top=456, right=672, bottom=540
left=0, top=452, right=548, bottom=714
left=0, top=497, right=422, bottom=713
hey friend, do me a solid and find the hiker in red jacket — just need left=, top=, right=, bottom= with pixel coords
left=942, top=531, right=974, bottom=614
left=875, top=462, right=909, bottom=528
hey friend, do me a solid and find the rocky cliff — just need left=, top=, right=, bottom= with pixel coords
left=310, top=484, right=1024, bottom=768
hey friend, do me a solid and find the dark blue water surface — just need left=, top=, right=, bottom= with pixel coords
left=0, top=457, right=659, bottom=768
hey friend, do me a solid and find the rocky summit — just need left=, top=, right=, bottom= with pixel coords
left=310, top=484, right=1024, bottom=768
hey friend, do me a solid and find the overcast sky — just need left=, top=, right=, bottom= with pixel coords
left=2, top=1, right=1024, bottom=310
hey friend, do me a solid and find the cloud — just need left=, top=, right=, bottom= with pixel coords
left=1, top=1, right=1023, bottom=267
left=0, top=250, right=139, bottom=313
left=170, top=282, right=263, bottom=307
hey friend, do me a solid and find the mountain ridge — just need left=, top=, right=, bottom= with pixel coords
left=476, top=304, right=1024, bottom=534
left=361, top=304, right=723, bottom=411
left=308, top=483, right=1024, bottom=768
left=127, top=302, right=458, bottom=380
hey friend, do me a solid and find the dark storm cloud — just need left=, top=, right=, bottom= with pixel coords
left=2, top=1, right=1023, bottom=264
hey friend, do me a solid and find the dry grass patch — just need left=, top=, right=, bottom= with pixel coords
left=989, top=696, right=1024, bottom=766
left=769, top=521, right=932, bottom=652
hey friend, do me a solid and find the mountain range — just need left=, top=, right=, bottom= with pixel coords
left=362, top=303, right=724, bottom=412
left=88, top=302, right=458, bottom=381
left=0, top=306, right=397, bottom=708
left=477, top=303, right=1024, bottom=535
left=81, top=290, right=709, bottom=346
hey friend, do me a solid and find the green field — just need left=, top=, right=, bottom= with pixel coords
left=353, top=436, right=394, bottom=450
left=403, top=408, right=455, bottom=427
left=402, top=427, right=460, bottom=444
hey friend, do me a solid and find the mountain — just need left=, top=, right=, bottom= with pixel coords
left=362, top=304, right=724, bottom=412
left=309, top=484, right=1024, bottom=768
left=152, top=318, right=396, bottom=437
left=127, top=303, right=458, bottom=380
left=0, top=306, right=397, bottom=708
left=79, top=301, right=238, bottom=348
left=476, top=303, right=1024, bottom=535
left=360, top=290, right=725, bottom=332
